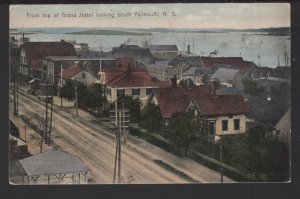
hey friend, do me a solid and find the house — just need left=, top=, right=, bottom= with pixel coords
left=245, top=93, right=290, bottom=137
left=181, top=67, right=207, bottom=85
left=147, top=45, right=178, bottom=61
left=99, top=63, right=161, bottom=106
left=111, top=44, right=155, bottom=65
left=146, top=82, right=250, bottom=139
left=59, top=66, right=97, bottom=87
left=211, top=68, right=245, bottom=90
left=275, top=107, right=291, bottom=144
left=65, top=40, right=89, bottom=57
left=146, top=61, right=171, bottom=81
left=201, top=56, right=256, bottom=70
left=43, top=56, right=116, bottom=95
left=18, top=41, right=76, bottom=80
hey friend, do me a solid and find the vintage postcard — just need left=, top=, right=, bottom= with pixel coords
left=9, top=3, right=291, bottom=184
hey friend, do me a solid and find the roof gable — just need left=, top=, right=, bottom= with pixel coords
left=22, top=42, right=76, bottom=68
left=154, top=85, right=249, bottom=118
left=62, top=66, right=82, bottom=78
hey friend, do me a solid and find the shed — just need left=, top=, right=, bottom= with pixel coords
left=19, top=150, right=90, bottom=184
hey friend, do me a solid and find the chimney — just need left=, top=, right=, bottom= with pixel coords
left=187, top=45, right=190, bottom=54
left=61, top=39, right=65, bottom=43
left=127, top=63, right=132, bottom=74
left=210, top=79, right=217, bottom=97
left=135, top=61, right=139, bottom=68
left=171, top=75, right=177, bottom=88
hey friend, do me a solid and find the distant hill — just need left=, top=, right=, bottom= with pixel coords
left=68, top=29, right=152, bottom=35
left=13, top=27, right=290, bottom=36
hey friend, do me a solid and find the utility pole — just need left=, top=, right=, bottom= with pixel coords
left=75, top=81, right=78, bottom=116
left=112, top=100, right=129, bottom=184
left=13, top=80, right=17, bottom=116
left=220, top=138, right=223, bottom=183
left=16, top=78, right=19, bottom=116
left=48, top=81, right=54, bottom=145
left=45, top=80, right=48, bottom=144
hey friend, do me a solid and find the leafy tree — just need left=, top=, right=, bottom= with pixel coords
left=242, top=78, right=260, bottom=95
left=86, top=84, right=107, bottom=109
left=167, top=112, right=201, bottom=156
left=59, top=79, right=76, bottom=101
left=116, top=95, right=141, bottom=123
left=140, top=103, right=162, bottom=132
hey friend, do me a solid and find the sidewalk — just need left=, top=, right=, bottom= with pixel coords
left=10, top=114, right=53, bottom=155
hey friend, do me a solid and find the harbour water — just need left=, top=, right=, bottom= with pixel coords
left=23, top=31, right=290, bottom=68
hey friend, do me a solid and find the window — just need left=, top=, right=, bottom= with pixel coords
left=146, top=88, right=153, bottom=95
left=107, top=88, right=111, bottom=96
left=222, top=120, right=228, bottom=131
left=208, top=121, right=215, bottom=136
left=234, top=119, right=240, bottom=130
left=132, top=88, right=140, bottom=96
left=117, top=89, right=125, bottom=97
left=82, top=72, right=86, bottom=78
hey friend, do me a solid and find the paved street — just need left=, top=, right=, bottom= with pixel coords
left=10, top=85, right=234, bottom=184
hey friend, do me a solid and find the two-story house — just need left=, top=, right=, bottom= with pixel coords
left=18, top=41, right=76, bottom=81
left=145, top=81, right=250, bottom=139
left=99, top=62, right=161, bottom=106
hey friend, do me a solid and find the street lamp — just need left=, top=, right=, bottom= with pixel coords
left=71, top=78, right=78, bottom=116
left=215, top=135, right=223, bottom=183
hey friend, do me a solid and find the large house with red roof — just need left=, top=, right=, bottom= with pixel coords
left=200, top=56, right=256, bottom=70
left=99, top=58, right=162, bottom=105
left=18, top=41, right=76, bottom=79
left=145, top=82, right=250, bottom=138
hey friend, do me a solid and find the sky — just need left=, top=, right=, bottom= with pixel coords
left=10, top=3, right=290, bottom=29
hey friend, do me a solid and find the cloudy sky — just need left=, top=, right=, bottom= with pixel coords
left=10, top=3, right=290, bottom=29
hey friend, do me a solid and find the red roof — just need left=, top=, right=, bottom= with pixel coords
left=21, top=41, right=76, bottom=68
left=106, top=70, right=160, bottom=87
left=201, top=56, right=255, bottom=69
left=154, top=85, right=249, bottom=118
left=62, top=66, right=82, bottom=78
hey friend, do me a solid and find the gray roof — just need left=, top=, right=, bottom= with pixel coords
left=216, top=87, right=245, bottom=96
left=183, top=66, right=207, bottom=76
left=186, top=56, right=203, bottom=68
left=211, top=68, right=240, bottom=83
left=19, top=150, right=89, bottom=176
left=148, top=45, right=178, bottom=52
left=147, top=61, right=171, bottom=70
left=245, top=94, right=290, bottom=126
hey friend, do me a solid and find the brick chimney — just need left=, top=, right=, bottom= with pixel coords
left=171, top=75, right=177, bottom=88
left=127, top=63, right=132, bottom=74
left=210, top=79, right=217, bottom=97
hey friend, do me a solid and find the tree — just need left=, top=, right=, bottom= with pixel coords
left=140, top=103, right=162, bottom=132
left=242, top=78, right=261, bottom=95
left=59, top=79, right=76, bottom=101
left=167, top=112, right=201, bottom=156
left=116, top=95, right=141, bottom=123
left=86, top=84, right=108, bottom=111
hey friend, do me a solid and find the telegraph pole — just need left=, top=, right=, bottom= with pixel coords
left=220, top=138, right=223, bottom=183
left=45, top=80, right=48, bottom=144
left=112, top=100, right=129, bottom=184
left=48, top=80, right=54, bottom=145
left=75, top=82, right=78, bottom=116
